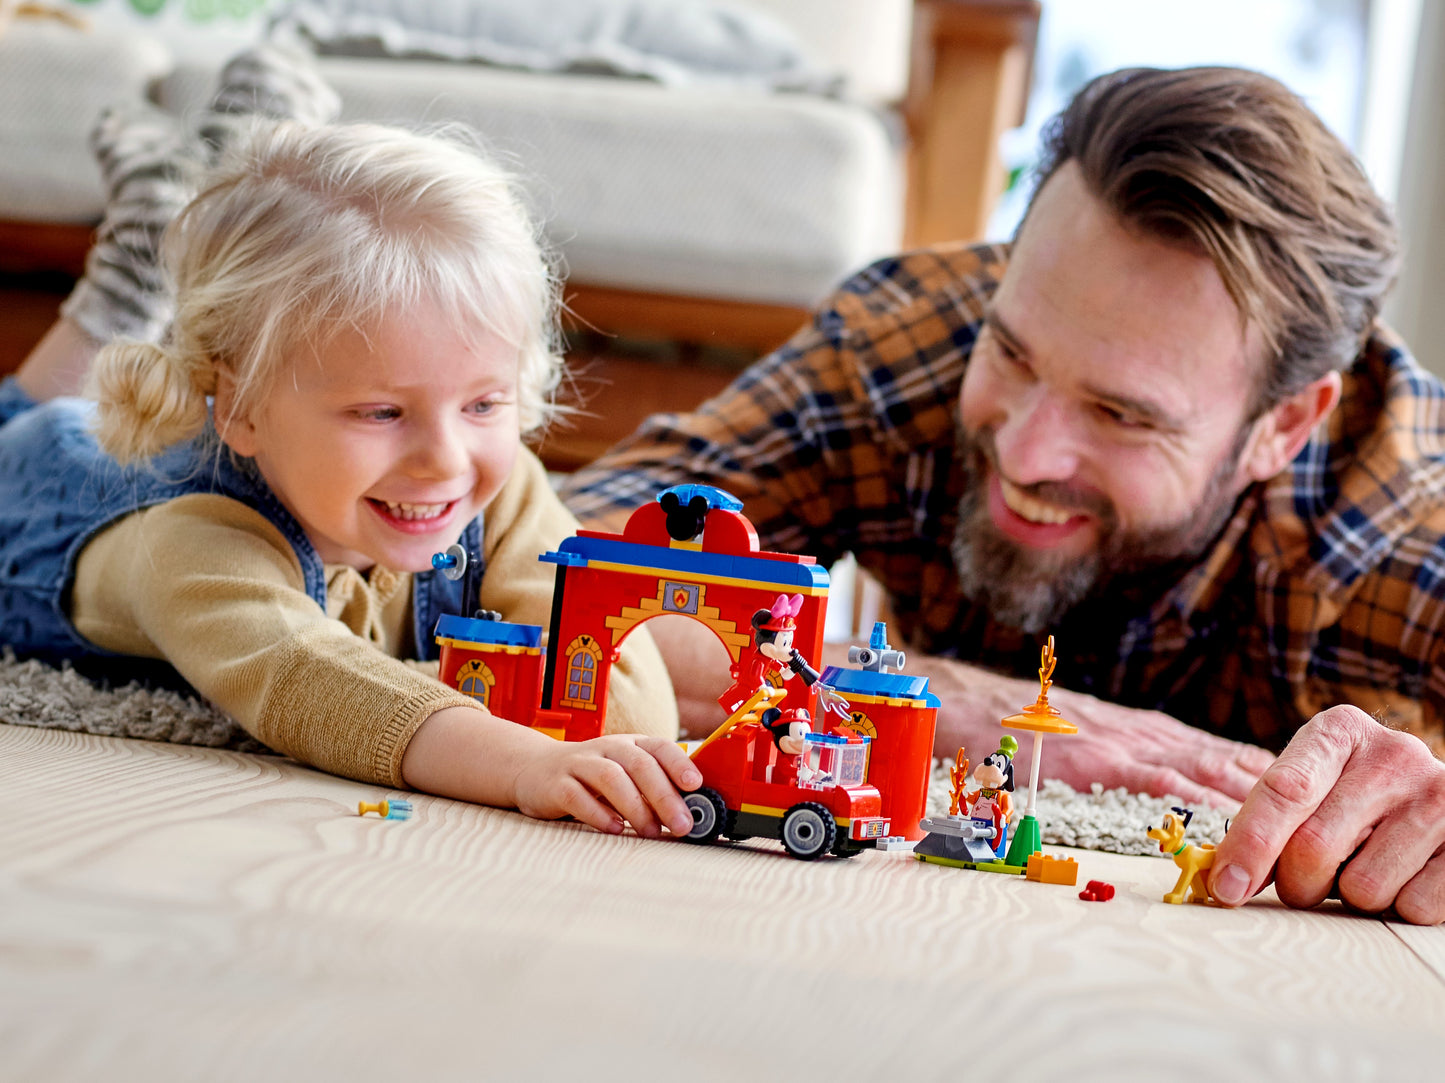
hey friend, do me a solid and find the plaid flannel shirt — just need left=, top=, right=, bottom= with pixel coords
left=562, top=243, right=1445, bottom=755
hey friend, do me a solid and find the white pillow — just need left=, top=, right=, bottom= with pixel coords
left=266, top=0, right=843, bottom=93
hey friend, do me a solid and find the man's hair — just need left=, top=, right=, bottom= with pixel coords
left=1030, top=66, right=1399, bottom=410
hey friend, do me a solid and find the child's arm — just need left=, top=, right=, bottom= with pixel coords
left=72, top=494, right=483, bottom=784
left=400, top=705, right=699, bottom=837
left=73, top=493, right=700, bottom=835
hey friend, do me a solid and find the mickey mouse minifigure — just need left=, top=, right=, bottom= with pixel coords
left=760, top=706, right=831, bottom=786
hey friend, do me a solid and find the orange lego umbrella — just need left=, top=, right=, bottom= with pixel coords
left=1002, top=635, right=1078, bottom=825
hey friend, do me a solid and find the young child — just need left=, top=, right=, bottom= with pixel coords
left=0, top=117, right=697, bottom=839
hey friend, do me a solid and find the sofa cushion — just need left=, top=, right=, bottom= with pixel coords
left=0, top=23, right=171, bottom=222
left=157, top=56, right=903, bottom=305
left=267, top=0, right=841, bottom=93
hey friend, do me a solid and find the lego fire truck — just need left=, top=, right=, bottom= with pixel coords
left=680, top=686, right=892, bottom=860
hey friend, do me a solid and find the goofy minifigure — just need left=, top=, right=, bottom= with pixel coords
left=965, top=736, right=1018, bottom=858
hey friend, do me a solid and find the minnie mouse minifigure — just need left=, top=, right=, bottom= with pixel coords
left=718, top=593, right=818, bottom=714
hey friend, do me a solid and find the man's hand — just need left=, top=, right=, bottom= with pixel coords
left=1209, top=706, right=1445, bottom=925
left=902, top=653, right=1275, bottom=808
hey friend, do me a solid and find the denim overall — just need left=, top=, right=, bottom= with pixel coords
left=0, top=377, right=481, bottom=686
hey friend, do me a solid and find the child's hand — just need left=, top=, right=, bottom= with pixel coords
left=513, top=734, right=702, bottom=839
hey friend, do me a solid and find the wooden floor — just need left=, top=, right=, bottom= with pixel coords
left=2, top=723, right=1441, bottom=1082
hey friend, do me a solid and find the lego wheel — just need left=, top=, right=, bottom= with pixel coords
left=780, top=802, right=836, bottom=860
left=831, top=840, right=865, bottom=858
left=682, top=788, right=727, bottom=844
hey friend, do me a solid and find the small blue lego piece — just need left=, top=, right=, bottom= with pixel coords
left=657, top=484, right=743, bottom=513
left=358, top=798, right=414, bottom=820
left=537, top=550, right=591, bottom=568
left=384, top=799, right=414, bottom=820
left=432, top=543, right=486, bottom=618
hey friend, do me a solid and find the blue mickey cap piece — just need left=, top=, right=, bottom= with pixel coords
left=657, top=483, right=743, bottom=513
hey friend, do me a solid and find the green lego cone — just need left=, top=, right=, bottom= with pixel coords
left=1005, top=813, right=1042, bottom=866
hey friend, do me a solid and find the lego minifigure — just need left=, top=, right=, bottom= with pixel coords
left=762, top=707, right=833, bottom=786
left=963, top=736, right=1018, bottom=858
left=719, top=593, right=835, bottom=715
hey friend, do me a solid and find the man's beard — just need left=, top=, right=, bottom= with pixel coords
left=950, top=427, right=1249, bottom=634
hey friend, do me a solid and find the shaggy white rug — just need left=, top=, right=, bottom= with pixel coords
left=0, top=650, right=1229, bottom=855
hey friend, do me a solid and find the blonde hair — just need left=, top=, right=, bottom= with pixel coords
left=89, top=119, right=563, bottom=462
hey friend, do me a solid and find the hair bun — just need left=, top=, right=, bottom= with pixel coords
left=88, top=339, right=209, bottom=463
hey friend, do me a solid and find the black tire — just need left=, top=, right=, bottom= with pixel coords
left=780, top=802, right=836, bottom=860
left=682, top=788, right=727, bottom=844
left=832, top=839, right=866, bottom=858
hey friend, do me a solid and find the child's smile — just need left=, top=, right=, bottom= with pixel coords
left=218, top=301, right=522, bottom=573
left=367, top=497, right=461, bottom=533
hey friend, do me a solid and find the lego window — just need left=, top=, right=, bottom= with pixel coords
left=456, top=659, right=495, bottom=707
left=560, top=637, right=604, bottom=711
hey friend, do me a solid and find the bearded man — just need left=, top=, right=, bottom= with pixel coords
left=562, top=66, right=1445, bottom=924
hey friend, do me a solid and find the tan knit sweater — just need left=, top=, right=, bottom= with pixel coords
left=67, top=448, right=678, bottom=785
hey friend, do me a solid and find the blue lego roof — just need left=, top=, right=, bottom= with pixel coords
left=540, top=534, right=829, bottom=591
left=434, top=613, right=543, bottom=648
left=821, top=665, right=941, bottom=707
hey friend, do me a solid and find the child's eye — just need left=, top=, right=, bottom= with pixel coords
left=351, top=406, right=401, bottom=422
left=466, top=397, right=503, bottom=416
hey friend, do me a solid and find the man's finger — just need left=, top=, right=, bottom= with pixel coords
left=1210, top=708, right=1364, bottom=906
left=1234, top=743, right=1278, bottom=776
left=1394, top=844, right=1445, bottom=926
left=1179, top=751, right=1267, bottom=804
left=1118, top=764, right=1239, bottom=811
left=1331, top=813, right=1438, bottom=915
